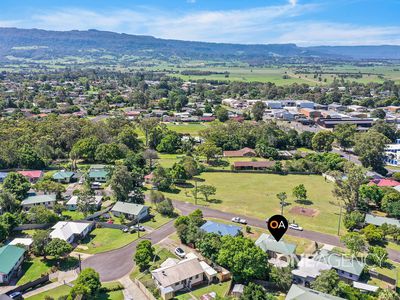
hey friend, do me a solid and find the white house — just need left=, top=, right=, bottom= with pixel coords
left=151, top=257, right=215, bottom=300
left=66, top=196, right=103, bottom=211
left=292, top=257, right=332, bottom=286
left=111, top=202, right=149, bottom=221
left=21, top=194, right=57, bottom=211
left=50, top=221, right=94, bottom=244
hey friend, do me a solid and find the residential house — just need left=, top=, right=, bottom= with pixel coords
left=8, top=238, right=33, bottom=250
left=111, top=201, right=149, bottom=221
left=369, top=178, right=400, bottom=187
left=17, top=170, right=43, bottom=183
left=50, top=221, right=94, bottom=244
left=21, top=194, right=57, bottom=211
left=88, top=165, right=109, bottom=182
left=151, top=257, right=216, bottom=300
left=233, top=161, right=275, bottom=171
left=286, top=284, right=345, bottom=300
left=52, top=171, right=76, bottom=183
left=255, top=233, right=297, bottom=267
left=223, top=147, right=257, bottom=157
left=200, top=220, right=241, bottom=237
left=292, top=257, right=332, bottom=286
left=313, top=249, right=365, bottom=282
left=66, top=195, right=102, bottom=211
left=364, top=213, right=400, bottom=228
left=0, top=245, right=25, bottom=284
left=0, top=172, right=7, bottom=183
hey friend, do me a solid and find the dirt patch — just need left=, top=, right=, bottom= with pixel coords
left=289, top=206, right=319, bottom=217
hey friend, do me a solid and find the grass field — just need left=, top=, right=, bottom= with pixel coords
left=166, top=122, right=208, bottom=136
left=75, top=228, right=140, bottom=254
left=163, top=172, right=343, bottom=235
left=167, top=64, right=400, bottom=85
left=62, top=210, right=85, bottom=221
left=157, top=153, right=185, bottom=168
left=25, top=282, right=124, bottom=300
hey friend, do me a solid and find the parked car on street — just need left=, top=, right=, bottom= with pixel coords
left=231, top=217, right=247, bottom=224
left=289, top=223, right=303, bottom=231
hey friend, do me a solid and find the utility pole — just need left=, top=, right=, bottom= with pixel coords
left=337, top=203, right=343, bottom=236
left=78, top=254, right=82, bottom=272
left=137, top=219, right=140, bottom=238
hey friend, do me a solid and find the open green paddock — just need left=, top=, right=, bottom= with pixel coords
left=162, top=172, right=344, bottom=235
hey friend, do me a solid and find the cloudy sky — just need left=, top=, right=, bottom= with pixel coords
left=0, top=0, right=399, bottom=46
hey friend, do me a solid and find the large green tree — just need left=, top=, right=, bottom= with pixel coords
left=3, top=172, right=31, bottom=200
left=334, top=124, right=356, bottom=150
left=217, top=236, right=269, bottom=282
left=312, top=131, right=335, bottom=152
left=354, top=130, right=390, bottom=173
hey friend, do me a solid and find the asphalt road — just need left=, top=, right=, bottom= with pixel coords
left=82, top=200, right=400, bottom=282
left=82, top=220, right=175, bottom=282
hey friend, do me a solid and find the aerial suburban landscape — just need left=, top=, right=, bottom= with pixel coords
left=1, top=1, right=400, bottom=300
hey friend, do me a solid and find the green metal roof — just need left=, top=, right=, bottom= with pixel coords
left=313, top=249, right=365, bottom=276
left=89, top=170, right=108, bottom=179
left=111, top=201, right=148, bottom=216
left=255, top=233, right=296, bottom=255
left=52, top=171, right=75, bottom=180
left=21, top=194, right=57, bottom=205
left=365, top=214, right=400, bottom=228
left=286, top=284, right=345, bottom=300
left=0, top=245, right=25, bottom=275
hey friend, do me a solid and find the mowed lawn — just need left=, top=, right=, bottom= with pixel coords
left=164, top=172, right=342, bottom=235
left=26, top=282, right=124, bottom=300
left=166, top=122, right=208, bottom=136
left=75, top=228, right=140, bottom=254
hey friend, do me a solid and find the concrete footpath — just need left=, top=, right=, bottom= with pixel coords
left=119, top=275, right=149, bottom=300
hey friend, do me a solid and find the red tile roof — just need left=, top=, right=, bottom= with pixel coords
left=369, top=179, right=400, bottom=187
left=17, top=170, right=43, bottom=179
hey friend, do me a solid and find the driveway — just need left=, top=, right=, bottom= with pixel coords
left=82, top=200, right=400, bottom=281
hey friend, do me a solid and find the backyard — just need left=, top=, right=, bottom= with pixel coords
left=163, top=172, right=343, bottom=235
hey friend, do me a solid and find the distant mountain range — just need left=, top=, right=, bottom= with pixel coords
left=0, top=27, right=399, bottom=64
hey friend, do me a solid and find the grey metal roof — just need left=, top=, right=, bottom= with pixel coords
left=21, top=194, right=57, bottom=205
left=111, top=201, right=148, bottom=216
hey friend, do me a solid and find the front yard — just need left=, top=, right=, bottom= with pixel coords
left=163, top=172, right=343, bottom=235
left=25, top=282, right=124, bottom=300
left=75, top=228, right=140, bottom=254
left=17, top=256, right=79, bottom=286
left=174, top=281, right=231, bottom=300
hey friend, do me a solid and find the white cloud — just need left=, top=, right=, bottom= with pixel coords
left=1, top=2, right=399, bottom=46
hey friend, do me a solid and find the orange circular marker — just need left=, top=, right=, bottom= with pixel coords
left=267, top=215, right=288, bottom=241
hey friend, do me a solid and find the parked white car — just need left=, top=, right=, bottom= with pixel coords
left=289, top=223, right=303, bottom=231
left=175, top=247, right=186, bottom=258
left=231, top=217, right=247, bottom=224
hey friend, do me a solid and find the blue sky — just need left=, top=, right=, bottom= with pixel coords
left=0, top=0, right=399, bottom=45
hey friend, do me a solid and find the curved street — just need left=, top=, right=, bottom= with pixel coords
left=82, top=200, right=400, bottom=282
